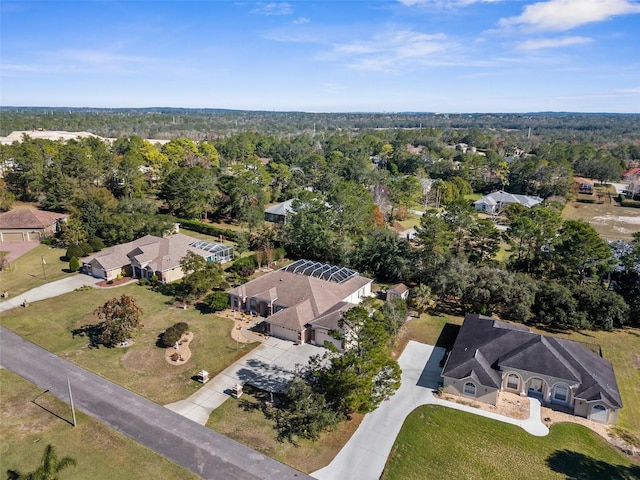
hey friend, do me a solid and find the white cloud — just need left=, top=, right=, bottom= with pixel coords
left=500, top=0, right=640, bottom=32
left=516, top=35, right=593, bottom=50
left=398, top=0, right=502, bottom=6
left=250, top=2, right=293, bottom=16
left=293, top=17, right=310, bottom=25
left=327, top=30, right=458, bottom=71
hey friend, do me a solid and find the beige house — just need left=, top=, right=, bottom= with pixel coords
left=82, top=233, right=232, bottom=282
left=442, top=314, right=622, bottom=424
left=0, top=208, right=67, bottom=242
left=386, top=283, right=409, bottom=301
left=228, top=259, right=372, bottom=349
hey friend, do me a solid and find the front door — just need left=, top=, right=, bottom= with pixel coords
left=528, top=378, right=544, bottom=397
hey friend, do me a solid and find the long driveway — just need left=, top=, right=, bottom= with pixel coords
left=312, top=341, right=548, bottom=480
left=0, top=274, right=103, bottom=313
left=0, top=326, right=310, bottom=480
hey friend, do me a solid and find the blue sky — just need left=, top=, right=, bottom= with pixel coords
left=2, top=0, right=640, bottom=113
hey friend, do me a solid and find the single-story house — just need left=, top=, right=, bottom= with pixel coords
left=387, top=283, right=409, bottom=301
left=82, top=233, right=233, bottom=282
left=228, top=259, right=372, bottom=350
left=473, top=190, right=543, bottom=214
left=574, top=177, right=594, bottom=195
left=264, top=199, right=296, bottom=224
left=0, top=208, right=67, bottom=242
left=442, top=314, right=622, bottom=424
left=622, top=167, right=640, bottom=182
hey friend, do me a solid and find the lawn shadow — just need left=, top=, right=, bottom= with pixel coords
left=546, top=449, right=640, bottom=479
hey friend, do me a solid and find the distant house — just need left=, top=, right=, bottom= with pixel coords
left=82, top=233, right=232, bottom=282
left=264, top=199, right=296, bottom=224
left=228, top=259, right=372, bottom=350
left=473, top=190, right=543, bottom=214
left=622, top=167, right=640, bottom=182
left=387, top=283, right=409, bottom=302
left=0, top=208, right=67, bottom=242
left=442, top=314, right=622, bottom=424
left=574, top=177, right=594, bottom=195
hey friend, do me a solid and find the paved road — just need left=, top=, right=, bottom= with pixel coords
left=312, top=341, right=548, bottom=480
left=0, top=326, right=310, bottom=480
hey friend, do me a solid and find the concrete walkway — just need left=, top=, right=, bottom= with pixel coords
left=0, top=274, right=103, bottom=313
left=166, top=337, right=326, bottom=424
left=312, top=341, right=548, bottom=480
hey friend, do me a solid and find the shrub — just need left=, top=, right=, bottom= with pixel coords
left=68, top=256, right=80, bottom=272
left=89, top=237, right=105, bottom=251
left=175, top=218, right=239, bottom=242
left=80, top=242, right=94, bottom=256
left=65, top=244, right=84, bottom=261
left=161, top=322, right=189, bottom=347
left=203, top=291, right=230, bottom=312
left=275, top=247, right=286, bottom=261
left=230, top=255, right=256, bottom=277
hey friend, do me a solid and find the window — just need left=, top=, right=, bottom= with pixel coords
left=554, top=385, right=569, bottom=403
left=506, top=374, right=519, bottom=390
left=463, top=382, right=476, bottom=396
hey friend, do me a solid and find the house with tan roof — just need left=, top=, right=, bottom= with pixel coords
left=0, top=208, right=67, bottom=242
left=442, top=314, right=622, bottom=424
left=82, top=233, right=232, bottom=282
left=228, top=259, right=372, bottom=349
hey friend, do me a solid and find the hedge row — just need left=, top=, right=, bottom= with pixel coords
left=620, top=199, right=640, bottom=208
left=176, top=218, right=240, bottom=242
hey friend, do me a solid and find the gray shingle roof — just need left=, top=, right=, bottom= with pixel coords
left=443, top=314, right=622, bottom=408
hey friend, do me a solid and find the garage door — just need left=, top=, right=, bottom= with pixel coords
left=590, top=404, right=608, bottom=423
left=1, top=232, right=25, bottom=242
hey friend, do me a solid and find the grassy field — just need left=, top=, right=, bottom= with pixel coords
left=0, top=244, right=71, bottom=297
left=206, top=385, right=363, bottom=474
left=0, top=369, right=200, bottom=480
left=382, top=405, right=639, bottom=480
left=0, top=284, right=257, bottom=405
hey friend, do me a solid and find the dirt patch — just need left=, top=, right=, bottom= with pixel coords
left=165, top=331, right=194, bottom=365
left=563, top=200, right=640, bottom=241
left=438, top=391, right=529, bottom=420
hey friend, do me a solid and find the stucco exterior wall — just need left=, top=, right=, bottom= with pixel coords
left=0, top=228, right=47, bottom=241
left=342, top=283, right=372, bottom=304
left=161, top=267, right=186, bottom=284
left=443, top=376, right=499, bottom=405
left=500, top=367, right=575, bottom=407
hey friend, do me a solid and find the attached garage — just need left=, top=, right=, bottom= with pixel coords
left=589, top=404, right=608, bottom=423
left=1, top=232, right=26, bottom=242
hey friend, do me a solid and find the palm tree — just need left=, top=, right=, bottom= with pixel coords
left=7, top=444, right=77, bottom=480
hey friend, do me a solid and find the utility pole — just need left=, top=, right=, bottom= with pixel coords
left=67, top=376, right=77, bottom=427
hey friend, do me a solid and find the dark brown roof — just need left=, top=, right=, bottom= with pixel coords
left=0, top=208, right=66, bottom=229
left=443, top=314, right=622, bottom=408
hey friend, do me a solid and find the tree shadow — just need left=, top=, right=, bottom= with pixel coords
left=546, top=449, right=640, bottom=479
left=71, top=323, right=106, bottom=348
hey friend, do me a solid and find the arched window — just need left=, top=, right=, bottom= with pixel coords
left=506, top=373, right=520, bottom=390
left=553, top=384, right=569, bottom=403
left=463, top=382, right=476, bottom=396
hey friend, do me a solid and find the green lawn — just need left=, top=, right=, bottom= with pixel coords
left=0, top=369, right=200, bottom=480
left=1, top=244, right=72, bottom=298
left=207, top=386, right=363, bottom=474
left=382, top=406, right=639, bottom=480
left=0, top=284, right=257, bottom=405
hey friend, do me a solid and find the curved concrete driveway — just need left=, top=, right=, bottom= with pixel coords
left=0, top=274, right=102, bottom=313
left=312, top=341, right=548, bottom=480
